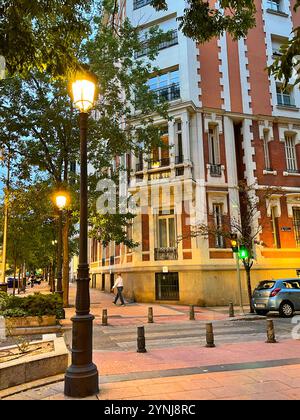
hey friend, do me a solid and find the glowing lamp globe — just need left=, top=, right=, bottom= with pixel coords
left=55, top=194, right=67, bottom=210
left=72, top=79, right=96, bottom=113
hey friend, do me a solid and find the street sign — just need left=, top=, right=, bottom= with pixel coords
left=281, top=227, right=292, bottom=232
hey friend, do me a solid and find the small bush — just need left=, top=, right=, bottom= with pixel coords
left=0, top=293, right=64, bottom=319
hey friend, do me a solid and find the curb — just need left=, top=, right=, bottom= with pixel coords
left=0, top=374, right=64, bottom=399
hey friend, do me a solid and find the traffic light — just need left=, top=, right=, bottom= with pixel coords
left=230, top=233, right=238, bottom=253
left=239, top=245, right=249, bottom=259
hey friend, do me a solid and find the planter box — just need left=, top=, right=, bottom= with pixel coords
left=5, top=315, right=57, bottom=329
left=0, top=335, right=69, bottom=391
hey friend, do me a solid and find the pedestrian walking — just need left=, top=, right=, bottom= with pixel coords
left=111, top=273, right=125, bottom=306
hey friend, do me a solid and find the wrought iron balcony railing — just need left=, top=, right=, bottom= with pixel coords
left=133, top=0, right=151, bottom=10
left=210, top=164, right=222, bottom=177
left=148, top=157, right=170, bottom=169
left=154, top=247, right=178, bottom=261
left=152, top=83, right=180, bottom=103
left=136, top=30, right=178, bottom=58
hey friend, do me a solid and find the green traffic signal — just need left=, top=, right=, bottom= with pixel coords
left=239, top=245, right=249, bottom=259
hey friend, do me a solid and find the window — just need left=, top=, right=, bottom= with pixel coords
left=147, top=69, right=180, bottom=102
left=133, top=0, right=151, bottom=10
left=276, top=85, right=295, bottom=107
left=158, top=211, right=176, bottom=249
left=267, top=0, right=281, bottom=12
left=155, top=272, right=179, bottom=300
left=285, top=134, right=298, bottom=173
left=91, top=239, right=98, bottom=262
left=263, top=130, right=272, bottom=170
left=293, top=208, right=300, bottom=247
left=149, top=126, right=170, bottom=168
left=175, top=122, right=183, bottom=164
left=213, top=204, right=225, bottom=248
left=271, top=207, right=281, bottom=248
left=209, top=126, right=221, bottom=176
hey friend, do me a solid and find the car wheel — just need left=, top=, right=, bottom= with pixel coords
left=255, top=310, right=268, bottom=316
left=279, top=301, right=294, bottom=318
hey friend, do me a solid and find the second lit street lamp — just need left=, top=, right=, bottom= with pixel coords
left=64, top=71, right=99, bottom=398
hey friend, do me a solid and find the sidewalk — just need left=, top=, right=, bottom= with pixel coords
left=2, top=282, right=300, bottom=400
left=61, top=284, right=249, bottom=328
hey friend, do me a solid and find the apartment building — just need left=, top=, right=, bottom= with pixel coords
left=88, top=0, right=300, bottom=306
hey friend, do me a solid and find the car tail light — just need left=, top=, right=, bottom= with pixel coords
left=270, top=288, right=281, bottom=297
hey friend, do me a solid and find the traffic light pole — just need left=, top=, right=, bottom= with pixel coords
left=235, top=253, right=244, bottom=314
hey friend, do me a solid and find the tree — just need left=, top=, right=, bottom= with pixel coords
left=178, top=182, right=282, bottom=312
left=0, top=74, right=80, bottom=305
left=0, top=4, right=171, bottom=299
left=0, top=0, right=96, bottom=78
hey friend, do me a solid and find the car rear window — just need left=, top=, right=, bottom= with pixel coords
left=256, top=281, right=276, bottom=290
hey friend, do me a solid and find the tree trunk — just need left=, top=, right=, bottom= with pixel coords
left=245, top=265, right=254, bottom=313
left=13, top=259, right=17, bottom=296
left=17, top=268, right=21, bottom=294
left=62, top=212, right=70, bottom=307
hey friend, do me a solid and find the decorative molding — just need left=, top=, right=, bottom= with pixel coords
left=258, top=120, right=274, bottom=142
left=286, top=193, right=300, bottom=217
left=207, top=190, right=228, bottom=215
left=203, top=113, right=223, bottom=134
left=278, top=123, right=300, bottom=144
left=266, top=194, right=282, bottom=218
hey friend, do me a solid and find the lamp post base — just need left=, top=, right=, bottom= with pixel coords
left=64, top=363, right=99, bottom=398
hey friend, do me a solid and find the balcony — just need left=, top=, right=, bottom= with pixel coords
left=133, top=0, right=151, bottom=10
left=154, top=247, right=178, bottom=261
left=210, top=164, right=222, bottom=177
left=152, top=83, right=180, bottom=103
left=148, top=157, right=170, bottom=170
left=136, top=30, right=178, bottom=59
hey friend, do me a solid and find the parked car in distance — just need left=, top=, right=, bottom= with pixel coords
left=252, top=278, right=300, bottom=317
left=6, top=277, right=18, bottom=289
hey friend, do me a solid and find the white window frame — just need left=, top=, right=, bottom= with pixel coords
left=285, top=134, right=298, bottom=172
left=157, top=212, right=176, bottom=249
left=213, top=203, right=224, bottom=248
left=263, top=130, right=271, bottom=170
left=208, top=125, right=220, bottom=165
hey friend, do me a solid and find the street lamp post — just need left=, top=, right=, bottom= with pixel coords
left=64, top=72, right=99, bottom=398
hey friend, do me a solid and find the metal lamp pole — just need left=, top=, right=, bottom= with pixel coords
left=56, top=210, right=63, bottom=298
left=64, top=75, right=99, bottom=398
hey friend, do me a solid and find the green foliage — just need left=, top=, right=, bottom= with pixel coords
left=151, top=0, right=256, bottom=42
left=0, top=0, right=95, bottom=78
left=89, top=212, right=138, bottom=248
left=268, top=1, right=300, bottom=87
left=0, top=292, right=64, bottom=319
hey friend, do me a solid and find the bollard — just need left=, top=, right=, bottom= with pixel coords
left=205, top=323, right=216, bottom=348
left=229, top=302, right=235, bottom=318
left=102, top=309, right=108, bottom=326
left=189, top=305, right=195, bottom=321
left=148, top=307, right=154, bottom=323
left=266, top=319, right=277, bottom=343
left=137, top=326, right=147, bottom=353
